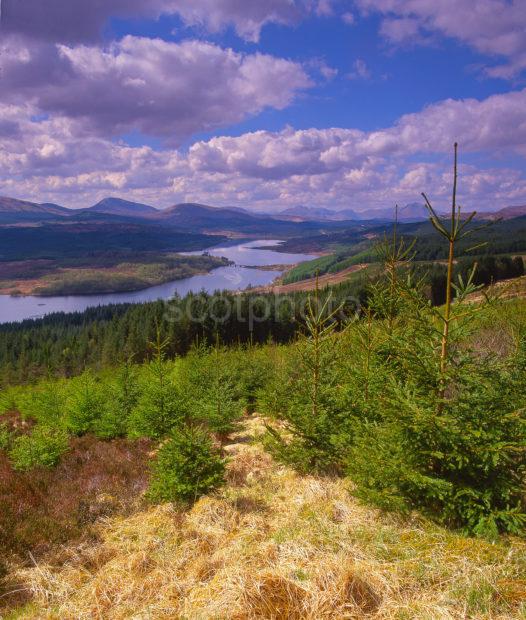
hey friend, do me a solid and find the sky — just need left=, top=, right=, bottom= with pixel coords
left=0, top=0, right=525, bottom=213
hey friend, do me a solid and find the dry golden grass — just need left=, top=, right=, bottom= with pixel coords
left=6, top=417, right=526, bottom=620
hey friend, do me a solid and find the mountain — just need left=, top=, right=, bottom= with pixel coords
left=158, top=202, right=356, bottom=236
left=87, top=197, right=159, bottom=218
left=0, top=196, right=69, bottom=224
left=160, top=203, right=263, bottom=228
left=335, top=208, right=362, bottom=220
left=281, top=206, right=363, bottom=221
left=280, top=206, right=345, bottom=221
left=280, top=203, right=426, bottom=222
left=482, top=204, right=526, bottom=220
left=363, top=203, right=429, bottom=222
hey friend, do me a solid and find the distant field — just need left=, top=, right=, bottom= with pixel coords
left=0, top=254, right=230, bottom=296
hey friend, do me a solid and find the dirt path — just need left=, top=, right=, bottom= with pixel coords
left=251, top=264, right=368, bottom=295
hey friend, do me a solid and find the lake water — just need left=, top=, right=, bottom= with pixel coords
left=0, top=240, right=316, bottom=324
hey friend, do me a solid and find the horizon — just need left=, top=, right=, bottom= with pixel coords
left=0, top=193, right=433, bottom=215
left=0, top=1, right=525, bottom=213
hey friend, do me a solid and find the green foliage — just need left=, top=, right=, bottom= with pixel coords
left=67, top=370, right=107, bottom=435
left=262, top=289, right=353, bottom=472
left=128, top=334, right=184, bottom=439
left=348, top=344, right=526, bottom=536
left=282, top=246, right=377, bottom=284
left=283, top=254, right=342, bottom=284
left=147, top=425, right=226, bottom=504
left=231, top=344, right=276, bottom=414
left=346, top=199, right=526, bottom=536
left=8, top=426, right=69, bottom=471
left=178, top=342, right=240, bottom=435
left=95, top=361, right=139, bottom=438
left=15, top=379, right=68, bottom=427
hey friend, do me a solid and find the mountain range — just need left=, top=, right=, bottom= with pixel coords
left=1, top=195, right=525, bottom=231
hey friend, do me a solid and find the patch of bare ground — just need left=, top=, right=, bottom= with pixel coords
left=253, top=264, right=368, bottom=295
left=467, top=275, right=526, bottom=303
left=7, top=416, right=526, bottom=619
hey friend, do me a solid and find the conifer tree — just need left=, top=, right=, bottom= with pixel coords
left=178, top=337, right=240, bottom=436
left=67, top=369, right=106, bottom=435
left=95, top=358, right=139, bottom=438
left=264, top=277, right=350, bottom=472
left=128, top=328, right=183, bottom=438
left=347, top=145, right=526, bottom=536
left=147, top=424, right=225, bottom=504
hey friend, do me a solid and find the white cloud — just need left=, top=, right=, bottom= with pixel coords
left=0, top=0, right=322, bottom=43
left=0, top=36, right=311, bottom=144
left=1, top=89, right=526, bottom=212
left=357, top=0, right=526, bottom=78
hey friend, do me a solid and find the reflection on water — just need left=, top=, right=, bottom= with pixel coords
left=0, top=240, right=316, bottom=324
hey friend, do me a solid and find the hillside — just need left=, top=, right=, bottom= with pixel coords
left=0, top=197, right=69, bottom=225
left=86, top=197, right=159, bottom=218
left=0, top=222, right=223, bottom=261
left=0, top=277, right=525, bottom=618
left=4, top=416, right=524, bottom=619
left=483, top=204, right=526, bottom=220
left=158, top=203, right=352, bottom=236
left=0, top=253, right=230, bottom=296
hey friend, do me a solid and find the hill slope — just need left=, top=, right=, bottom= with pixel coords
left=87, top=197, right=159, bottom=218
left=484, top=204, right=526, bottom=220
left=10, top=417, right=525, bottom=619
left=0, top=196, right=69, bottom=224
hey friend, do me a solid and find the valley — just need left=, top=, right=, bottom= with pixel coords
left=1, top=194, right=525, bottom=317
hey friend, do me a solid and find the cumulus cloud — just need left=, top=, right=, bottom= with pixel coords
left=0, top=36, right=311, bottom=144
left=2, top=88, right=526, bottom=211
left=0, top=0, right=318, bottom=43
left=357, top=0, right=526, bottom=78
left=187, top=88, right=526, bottom=176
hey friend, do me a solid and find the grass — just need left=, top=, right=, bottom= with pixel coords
left=5, top=417, right=525, bottom=619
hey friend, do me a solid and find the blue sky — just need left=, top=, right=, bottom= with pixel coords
left=0, top=0, right=525, bottom=212
left=111, top=10, right=515, bottom=138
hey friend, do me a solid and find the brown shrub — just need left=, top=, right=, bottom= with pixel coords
left=0, top=436, right=152, bottom=559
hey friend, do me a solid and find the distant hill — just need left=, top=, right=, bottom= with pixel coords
left=87, top=197, right=159, bottom=218
left=0, top=196, right=69, bottom=224
left=160, top=203, right=261, bottom=228
left=280, top=203, right=427, bottom=222
left=1, top=194, right=525, bottom=234
left=281, top=206, right=364, bottom=221
left=159, top=202, right=304, bottom=233
left=364, top=203, right=429, bottom=222
left=158, top=203, right=340, bottom=235
left=280, top=206, right=354, bottom=221
left=482, top=204, right=526, bottom=220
